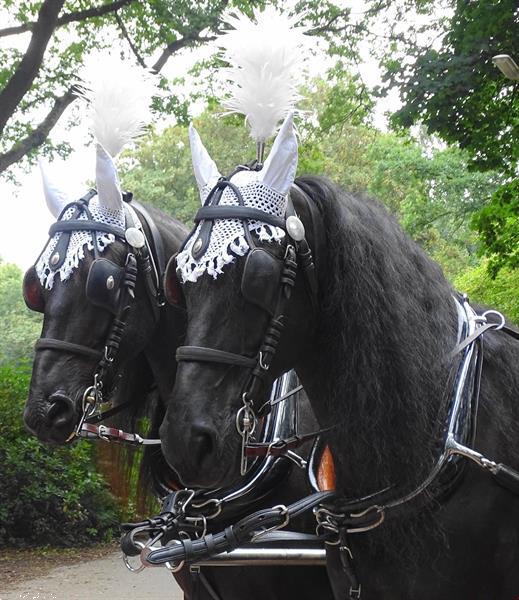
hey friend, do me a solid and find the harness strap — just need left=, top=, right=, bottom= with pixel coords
left=176, top=346, right=257, bottom=368
left=195, top=206, right=286, bottom=230
left=49, top=220, right=126, bottom=239
left=245, top=427, right=330, bottom=457
left=35, top=338, right=103, bottom=360
left=144, top=491, right=334, bottom=567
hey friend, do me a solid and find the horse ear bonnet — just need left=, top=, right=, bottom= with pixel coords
left=86, top=258, right=125, bottom=314
left=23, top=266, right=45, bottom=313
left=241, top=248, right=283, bottom=316
left=164, top=254, right=185, bottom=308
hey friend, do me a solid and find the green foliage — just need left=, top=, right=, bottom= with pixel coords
left=454, top=262, right=519, bottom=325
left=471, top=179, right=519, bottom=277
left=384, top=0, right=519, bottom=174
left=1, top=0, right=358, bottom=174
left=0, top=260, right=42, bottom=365
left=122, top=75, right=503, bottom=288
left=121, top=112, right=256, bottom=222
left=0, top=363, right=120, bottom=547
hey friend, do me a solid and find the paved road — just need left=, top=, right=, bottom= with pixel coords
left=0, top=552, right=183, bottom=600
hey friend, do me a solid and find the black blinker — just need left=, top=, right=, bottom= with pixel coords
left=86, top=258, right=125, bottom=314
left=241, top=248, right=283, bottom=315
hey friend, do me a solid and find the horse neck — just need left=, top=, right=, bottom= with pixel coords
left=297, top=178, right=459, bottom=497
left=139, top=206, right=186, bottom=403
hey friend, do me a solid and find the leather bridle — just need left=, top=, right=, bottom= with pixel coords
left=25, top=190, right=166, bottom=442
left=174, top=171, right=320, bottom=473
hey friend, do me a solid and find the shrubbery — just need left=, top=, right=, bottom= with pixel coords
left=0, top=363, right=120, bottom=547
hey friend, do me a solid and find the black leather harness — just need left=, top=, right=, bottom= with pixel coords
left=174, top=171, right=320, bottom=474
left=24, top=190, right=166, bottom=437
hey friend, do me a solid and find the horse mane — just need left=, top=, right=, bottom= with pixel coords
left=295, top=175, right=458, bottom=496
left=295, top=175, right=519, bottom=561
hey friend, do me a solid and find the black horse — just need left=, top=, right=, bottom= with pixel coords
left=23, top=187, right=333, bottom=600
left=160, top=132, right=519, bottom=596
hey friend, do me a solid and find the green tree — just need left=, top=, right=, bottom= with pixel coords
left=122, top=78, right=502, bottom=284
left=454, top=261, right=519, bottom=325
left=0, top=0, right=354, bottom=176
left=0, top=260, right=42, bottom=364
left=0, top=363, right=119, bottom=546
left=378, top=0, right=518, bottom=175
left=471, top=178, right=519, bottom=276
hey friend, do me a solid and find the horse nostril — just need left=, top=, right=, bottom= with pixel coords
left=47, top=393, right=76, bottom=430
left=192, top=425, right=216, bottom=467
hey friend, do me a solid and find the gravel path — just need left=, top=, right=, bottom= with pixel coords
left=0, top=551, right=183, bottom=600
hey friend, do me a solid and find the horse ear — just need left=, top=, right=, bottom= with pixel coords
left=260, top=113, right=298, bottom=196
left=189, top=124, right=221, bottom=202
left=96, top=143, right=123, bottom=211
left=38, top=159, right=71, bottom=218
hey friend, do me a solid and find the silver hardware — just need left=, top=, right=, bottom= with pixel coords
left=123, top=538, right=146, bottom=573
left=285, top=450, right=308, bottom=469
left=347, top=505, right=385, bottom=533
left=125, top=227, right=146, bottom=249
left=259, top=351, right=270, bottom=370
left=106, top=275, right=115, bottom=290
left=192, top=545, right=326, bottom=566
left=251, top=504, right=290, bottom=542
left=236, top=393, right=258, bottom=475
left=286, top=215, right=305, bottom=242
left=256, top=141, right=266, bottom=167
left=50, top=252, right=60, bottom=266
left=192, top=238, right=203, bottom=255
left=481, top=309, right=505, bottom=330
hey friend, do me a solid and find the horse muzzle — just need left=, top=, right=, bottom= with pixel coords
left=24, top=391, right=78, bottom=444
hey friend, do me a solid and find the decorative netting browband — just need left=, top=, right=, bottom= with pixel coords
left=36, top=192, right=125, bottom=289
left=177, top=170, right=287, bottom=283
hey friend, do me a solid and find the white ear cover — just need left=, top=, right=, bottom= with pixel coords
left=96, top=143, right=123, bottom=211
left=189, top=124, right=221, bottom=202
left=39, top=159, right=71, bottom=218
left=260, top=113, right=298, bottom=196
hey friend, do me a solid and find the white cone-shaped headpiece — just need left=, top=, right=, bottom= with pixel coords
left=39, top=159, right=71, bottom=218
left=189, top=124, right=222, bottom=202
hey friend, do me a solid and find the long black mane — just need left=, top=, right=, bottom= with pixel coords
left=295, top=175, right=516, bottom=497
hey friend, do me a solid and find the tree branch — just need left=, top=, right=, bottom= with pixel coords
left=115, top=11, right=147, bottom=68
left=151, top=33, right=217, bottom=73
left=0, top=0, right=66, bottom=137
left=0, top=87, right=77, bottom=175
left=0, top=0, right=135, bottom=39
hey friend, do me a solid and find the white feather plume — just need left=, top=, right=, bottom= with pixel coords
left=219, top=8, right=307, bottom=142
left=77, top=56, right=156, bottom=157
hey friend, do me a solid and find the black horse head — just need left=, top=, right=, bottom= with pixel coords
left=160, top=117, right=318, bottom=487
left=24, top=152, right=186, bottom=445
